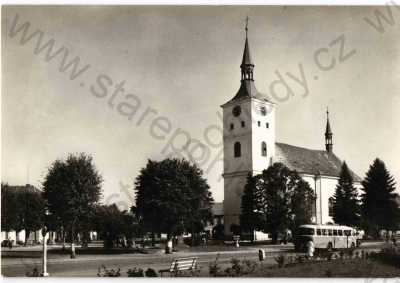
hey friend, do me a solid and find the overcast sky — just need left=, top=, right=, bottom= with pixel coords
left=2, top=5, right=400, bottom=208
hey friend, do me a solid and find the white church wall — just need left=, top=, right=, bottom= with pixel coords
left=222, top=99, right=253, bottom=175
left=251, top=98, right=275, bottom=174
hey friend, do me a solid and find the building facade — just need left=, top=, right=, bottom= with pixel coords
left=221, top=24, right=361, bottom=236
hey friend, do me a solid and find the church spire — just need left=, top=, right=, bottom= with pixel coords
left=325, top=107, right=333, bottom=153
left=228, top=16, right=263, bottom=102
left=241, top=16, right=254, bottom=81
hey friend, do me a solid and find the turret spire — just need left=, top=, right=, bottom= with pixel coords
left=325, top=107, right=333, bottom=152
left=241, top=16, right=254, bottom=81
left=229, top=16, right=263, bottom=101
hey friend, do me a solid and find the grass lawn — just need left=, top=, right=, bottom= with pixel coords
left=252, top=259, right=400, bottom=277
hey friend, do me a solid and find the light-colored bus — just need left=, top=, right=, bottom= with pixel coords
left=294, top=224, right=361, bottom=252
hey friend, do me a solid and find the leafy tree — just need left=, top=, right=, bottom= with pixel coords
left=290, top=177, right=316, bottom=236
left=241, top=163, right=315, bottom=243
left=332, top=162, right=360, bottom=227
left=93, top=204, right=138, bottom=249
left=240, top=173, right=264, bottom=236
left=134, top=158, right=213, bottom=242
left=1, top=183, right=19, bottom=233
left=42, top=153, right=102, bottom=258
left=361, top=158, right=400, bottom=237
left=1, top=184, right=45, bottom=244
left=17, top=190, right=45, bottom=245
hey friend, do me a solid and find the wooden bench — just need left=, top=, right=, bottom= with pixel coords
left=159, top=257, right=198, bottom=277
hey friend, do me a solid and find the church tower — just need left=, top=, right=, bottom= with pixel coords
left=221, top=19, right=275, bottom=236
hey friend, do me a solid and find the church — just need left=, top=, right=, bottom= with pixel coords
left=221, top=23, right=362, bottom=237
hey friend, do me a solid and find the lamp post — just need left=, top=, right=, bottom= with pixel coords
left=41, top=210, right=50, bottom=277
left=313, top=167, right=321, bottom=224
left=41, top=226, right=49, bottom=277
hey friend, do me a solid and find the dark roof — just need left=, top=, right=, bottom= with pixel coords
left=231, top=80, right=263, bottom=101
left=5, top=184, right=41, bottom=194
left=275, top=142, right=362, bottom=182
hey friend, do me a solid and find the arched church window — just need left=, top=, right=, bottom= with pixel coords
left=234, top=142, right=241, bottom=158
left=261, top=142, right=267, bottom=156
left=328, top=197, right=334, bottom=217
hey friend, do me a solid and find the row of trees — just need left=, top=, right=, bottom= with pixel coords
left=2, top=153, right=214, bottom=258
left=240, top=163, right=315, bottom=243
left=332, top=158, right=400, bottom=236
left=240, top=158, right=400, bottom=242
left=1, top=184, right=45, bottom=245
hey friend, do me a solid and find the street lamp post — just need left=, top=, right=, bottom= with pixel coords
left=41, top=226, right=49, bottom=277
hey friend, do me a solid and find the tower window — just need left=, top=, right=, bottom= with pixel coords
left=241, top=121, right=245, bottom=128
left=257, top=121, right=261, bottom=127
left=266, top=123, right=269, bottom=129
left=328, top=197, right=334, bottom=217
left=234, top=142, right=241, bottom=158
left=261, top=142, right=267, bottom=157
left=230, top=123, right=234, bottom=130
left=260, top=106, right=267, bottom=116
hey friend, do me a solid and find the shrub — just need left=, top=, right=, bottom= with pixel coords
left=26, top=267, right=40, bottom=277
left=209, top=254, right=222, bottom=277
left=127, top=268, right=144, bottom=277
left=370, top=247, right=400, bottom=268
left=274, top=254, right=286, bottom=268
left=145, top=268, right=158, bottom=277
left=97, top=265, right=121, bottom=277
left=224, top=258, right=258, bottom=277
left=325, top=269, right=333, bottom=277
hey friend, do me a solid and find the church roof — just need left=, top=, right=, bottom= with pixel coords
left=230, top=80, right=264, bottom=101
left=275, top=142, right=362, bottom=182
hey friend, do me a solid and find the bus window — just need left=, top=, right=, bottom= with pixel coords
left=328, top=229, right=333, bottom=236
left=322, top=229, right=327, bottom=235
left=317, top=229, right=322, bottom=236
left=338, top=230, right=343, bottom=236
left=333, top=230, right=338, bottom=236
left=345, top=230, right=351, bottom=236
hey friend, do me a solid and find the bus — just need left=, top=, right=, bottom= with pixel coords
left=294, top=224, right=362, bottom=252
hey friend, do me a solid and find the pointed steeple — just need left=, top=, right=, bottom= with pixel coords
left=230, top=16, right=262, bottom=101
left=241, top=16, right=253, bottom=69
left=240, top=16, right=254, bottom=81
left=325, top=108, right=333, bottom=153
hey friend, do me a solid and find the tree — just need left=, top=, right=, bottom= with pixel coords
left=361, top=158, right=400, bottom=237
left=240, top=173, right=264, bottom=237
left=290, top=178, right=316, bottom=237
left=1, top=183, right=19, bottom=233
left=17, top=190, right=45, bottom=245
left=332, top=162, right=360, bottom=227
left=241, top=163, right=315, bottom=243
left=42, top=153, right=103, bottom=258
left=134, top=158, right=213, bottom=242
left=1, top=184, right=45, bottom=244
left=93, top=204, right=139, bottom=249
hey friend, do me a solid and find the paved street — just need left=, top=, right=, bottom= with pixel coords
left=1, top=241, right=384, bottom=277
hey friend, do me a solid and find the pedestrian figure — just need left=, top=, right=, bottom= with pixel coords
left=306, top=240, right=314, bottom=259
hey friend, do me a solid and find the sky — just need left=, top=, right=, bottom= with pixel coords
left=2, top=5, right=400, bottom=209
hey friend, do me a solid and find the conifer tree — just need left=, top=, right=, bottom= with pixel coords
left=361, top=158, right=400, bottom=236
left=332, top=162, right=360, bottom=227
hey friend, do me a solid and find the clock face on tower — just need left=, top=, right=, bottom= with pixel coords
left=232, top=105, right=241, bottom=117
